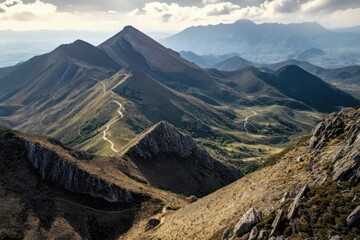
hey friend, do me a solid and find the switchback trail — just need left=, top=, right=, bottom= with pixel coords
left=98, top=74, right=130, bottom=153
left=102, top=101, right=124, bottom=153
left=244, top=108, right=258, bottom=133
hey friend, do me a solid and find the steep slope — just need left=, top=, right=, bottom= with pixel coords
left=121, top=121, right=243, bottom=197
left=111, top=71, right=235, bottom=134
left=98, top=26, right=239, bottom=104
left=0, top=127, right=187, bottom=240
left=0, top=39, right=120, bottom=108
left=126, top=107, right=360, bottom=239
left=99, top=26, right=197, bottom=73
left=212, top=56, right=253, bottom=71
left=263, top=65, right=360, bottom=112
left=265, top=61, right=360, bottom=99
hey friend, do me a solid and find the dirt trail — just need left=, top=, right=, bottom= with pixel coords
left=97, top=74, right=130, bottom=153
left=244, top=108, right=258, bottom=133
left=102, top=101, right=124, bottom=153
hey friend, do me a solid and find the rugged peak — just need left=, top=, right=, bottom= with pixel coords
left=122, top=121, right=242, bottom=197
left=122, top=120, right=196, bottom=159
left=98, top=24, right=198, bottom=72
left=309, top=107, right=360, bottom=184
left=309, top=107, right=360, bottom=151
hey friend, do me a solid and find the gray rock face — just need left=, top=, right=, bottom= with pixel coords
left=309, top=108, right=360, bottom=152
left=233, top=208, right=261, bottom=237
left=287, top=185, right=308, bottom=219
left=332, top=117, right=360, bottom=184
left=25, top=142, right=133, bottom=203
left=308, top=108, right=360, bottom=184
left=124, top=121, right=243, bottom=197
left=347, top=205, right=360, bottom=227
left=126, top=121, right=197, bottom=159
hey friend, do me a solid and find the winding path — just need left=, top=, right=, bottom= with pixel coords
left=102, top=101, right=124, bottom=153
left=93, top=74, right=130, bottom=153
left=244, top=108, right=258, bottom=133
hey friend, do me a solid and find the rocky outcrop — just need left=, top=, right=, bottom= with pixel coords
left=347, top=205, right=360, bottom=227
left=25, top=141, right=133, bottom=203
left=309, top=108, right=359, bottom=152
left=123, top=121, right=243, bottom=197
left=233, top=208, right=261, bottom=238
left=308, top=108, right=360, bottom=184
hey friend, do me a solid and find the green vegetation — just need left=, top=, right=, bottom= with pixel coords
left=291, top=180, right=360, bottom=239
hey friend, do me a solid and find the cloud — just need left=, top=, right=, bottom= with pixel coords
left=0, top=0, right=359, bottom=31
left=0, top=0, right=57, bottom=18
left=301, top=0, right=360, bottom=13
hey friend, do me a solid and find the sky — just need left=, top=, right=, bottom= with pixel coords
left=0, top=0, right=360, bottom=32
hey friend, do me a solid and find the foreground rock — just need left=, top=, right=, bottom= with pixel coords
left=233, top=208, right=261, bottom=237
left=123, top=121, right=243, bottom=197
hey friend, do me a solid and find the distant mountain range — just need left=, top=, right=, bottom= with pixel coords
left=180, top=51, right=360, bottom=100
left=162, top=20, right=360, bottom=68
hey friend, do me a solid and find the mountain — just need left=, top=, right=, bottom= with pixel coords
left=127, top=107, right=360, bottom=239
left=121, top=121, right=242, bottom=197
left=0, top=126, right=188, bottom=239
left=265, top=60, right=360, bottom=99
left=263, top=65, right=359, bottom=112
left=98, top=26, right=233, bottom=104
left=99, top=26, right=198, bottom=73
left=211, top=56, right=253, bottom=71
left=162, top=20, right=360, bottom=67
left=0, top=40, right=120, bottom=105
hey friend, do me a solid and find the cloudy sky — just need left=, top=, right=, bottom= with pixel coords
left=0, top=0, right=359, bottom=32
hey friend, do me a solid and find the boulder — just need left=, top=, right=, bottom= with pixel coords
left=233, top=208, right=261, bottom=237
left=346, top=205, right=360, bottom=227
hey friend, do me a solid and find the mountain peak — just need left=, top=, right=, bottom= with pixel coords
left=123, top=120, right=196, bottom=158
left=121, top=121, right=242, bottom=196
left=99, top=25, right=199, bottom=72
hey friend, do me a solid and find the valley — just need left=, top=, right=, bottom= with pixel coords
left=0, top=15, right=359, bottom=240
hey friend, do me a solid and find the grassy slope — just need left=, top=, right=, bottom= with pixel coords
left=124, top=122, right=356, bottom=239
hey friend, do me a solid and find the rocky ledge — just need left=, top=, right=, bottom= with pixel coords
left=24, top=140, right=134, bottom=203
left=309, top=108, right=360, bottom=184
